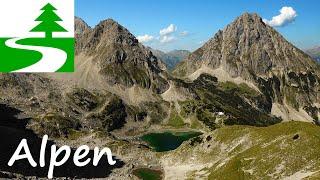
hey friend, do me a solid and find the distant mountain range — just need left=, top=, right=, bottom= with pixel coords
left=148, top=48, right=190, bottom=70
left=305, top=46, right=320, bottom=63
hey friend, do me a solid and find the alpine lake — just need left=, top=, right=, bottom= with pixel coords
left=133, top=131, right=202, bottom=179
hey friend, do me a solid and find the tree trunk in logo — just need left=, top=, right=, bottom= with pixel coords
left=46, top=31, right=52, bottom=39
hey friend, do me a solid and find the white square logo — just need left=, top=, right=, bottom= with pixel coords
left=0, top=0, right=75, bottom=72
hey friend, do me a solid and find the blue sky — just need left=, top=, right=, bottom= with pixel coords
left=76, top=0, right=320, bottom=52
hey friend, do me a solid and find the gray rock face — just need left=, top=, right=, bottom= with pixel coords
left=76, top=18, right=169, bottom=94
left=75, top=17, right=90, bottom=36
left=75, top=17, right=91, bottom=50
left=174, top=13, right=320, bottom=122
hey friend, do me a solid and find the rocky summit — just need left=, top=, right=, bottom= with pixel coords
left=174, top=13, right=320, bottom=122
left=74, top=18, right=169, bottom=94
left=75, top=17, right=90, bottom=38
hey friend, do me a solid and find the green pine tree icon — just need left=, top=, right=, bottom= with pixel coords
left=31, top=3, right=67, bottom=38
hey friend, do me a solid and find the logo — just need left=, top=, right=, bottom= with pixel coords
left=0, top=0, right=74, bottom=72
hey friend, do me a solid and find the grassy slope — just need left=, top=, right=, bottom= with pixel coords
left=165, top=121, right=320, bottom=179
left=208, top=122, right=320, bottom=179
left=167, top=108, right=186, bottom=128
left=0, top=38, right=42, bottom=72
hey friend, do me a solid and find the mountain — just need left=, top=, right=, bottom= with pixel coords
left=75, top=18, right=169, bottom=93
left=75, top=17, right=90, bottom=37
left=174, top=13, right=320, bottom=122
left=149, top=48, right=190, bottom=70
left=305, top=46, right=320, bottom=63
left=78, top=19, right=168, bottom=93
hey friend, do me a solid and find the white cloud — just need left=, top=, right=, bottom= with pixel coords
left=263, top=6, right=297, bottom=27
left=137, top=34, right=154, bottom=43
left=160, top=35, right=176, bottom=43
left=160, top=24, right=177, bottom=36
left=180, top=31, right=189, bottom=36
left=137, top=24, right=180, bottom=44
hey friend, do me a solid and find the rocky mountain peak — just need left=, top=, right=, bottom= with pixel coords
left=89, top=18, right=138, bottom=47
left=75, top=18, right=139, bottom=55
left=98, top=18, right=122, bottom=28
left=174, top=13, right=320, bottom=121
left=74, top=18, right=169, bottom=94
left=176, top=13, right=318, bottom=78
left=235, top=12, right=262, bottom=22
left=75, top=16, right=91, bottom=36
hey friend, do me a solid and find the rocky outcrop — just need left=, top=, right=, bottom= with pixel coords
left=174, top=13, right=320, bottom=122
left=75, top=17, right=91, bottom=51
left=75, top=17, right=91, bottom=36
left=0, top=74, right=128, bottom=137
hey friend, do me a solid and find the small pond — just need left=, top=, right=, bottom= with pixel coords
left=133, top=168, right=163, bottom=180
left=141, top=131, right=202, bottom=152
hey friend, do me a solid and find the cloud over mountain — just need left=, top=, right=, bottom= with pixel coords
left=137, top=34, right=154, bottom=43
left=160, top=24, right=177, bottom=36
left=263, top=6, right=297, bottom=27
left=137, top=24, right=190, bottom=46
left=159, top=24, right=178, bottom=44
left=160, top=35, right=176, bottom=43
